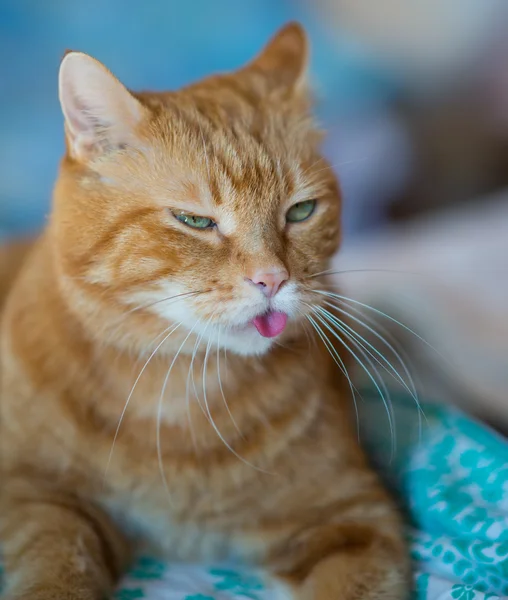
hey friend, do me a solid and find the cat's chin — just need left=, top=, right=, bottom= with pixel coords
left=218, top=326, right=276, bottom=356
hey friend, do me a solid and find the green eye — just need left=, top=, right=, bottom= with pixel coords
left=286, top=200, right=316, bottom=223
left=174, top=213, right=215, bottom=229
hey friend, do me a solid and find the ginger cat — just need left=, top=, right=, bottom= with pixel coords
left=0, top=23, right=409, bottom=600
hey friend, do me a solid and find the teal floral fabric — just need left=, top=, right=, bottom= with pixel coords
left=358, top=392, right=508, bottom=600
left=1, top=394, right=508, bottom=600
left=112, top=561, right=268, bottom=600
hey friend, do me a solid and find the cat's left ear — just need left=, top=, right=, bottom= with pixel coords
left=245, top=22, right=309, bottom=94
left=59, top=51, right=147, bottom=162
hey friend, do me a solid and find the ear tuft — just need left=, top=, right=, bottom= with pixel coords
left=247, top=22, right=309, bottom=92
left=59, top=52, right=145, bottom=162
left=62, top=48, right=76, bottom=60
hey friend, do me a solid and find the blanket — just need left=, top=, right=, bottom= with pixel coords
left=1, top=391, right=507, bottom=600
left=359, top=392, right=508, bottom=600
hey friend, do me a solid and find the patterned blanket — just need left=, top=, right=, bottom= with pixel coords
left=1, top=393, right=507, bottom=600
left=360, top=393, right=508, bottom=600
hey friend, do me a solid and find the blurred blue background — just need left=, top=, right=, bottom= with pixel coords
left=1, top=0, right=508, bottom=241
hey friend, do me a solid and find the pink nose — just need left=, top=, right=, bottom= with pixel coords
left=246, top=268, right=289, bottom=298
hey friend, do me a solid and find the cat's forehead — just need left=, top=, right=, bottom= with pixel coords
left=147, top=94, right=318, bottom=214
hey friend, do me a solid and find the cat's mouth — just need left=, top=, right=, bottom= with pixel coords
left=251, top=310, right=288, bottom=338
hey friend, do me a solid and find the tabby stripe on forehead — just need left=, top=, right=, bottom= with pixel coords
left=174, top=108, right=225, bottom=206
left=204, top=165, right=223, bottom=207
left=268, top=153, right=293, bottom=200
left=216, top=154, right=245, bottom=199
left=282, top=161, right=296, bottom=198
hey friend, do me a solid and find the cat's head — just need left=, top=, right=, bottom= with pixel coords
left=53, top=23, right=341, bottom=356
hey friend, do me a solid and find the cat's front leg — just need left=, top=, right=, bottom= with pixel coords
left=269, top=509, right=410, bottom=600
left=0, top=476, right=130, bottom=600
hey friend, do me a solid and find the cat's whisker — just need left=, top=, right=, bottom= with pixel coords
left=319, top=299, right=426, bottom=435
left=315, top=305, right=407, bottom=442
left=306, top=268, right=420, bottom=280
left=305, top=313, right=361, bottom=441
left=185, top=330, right=206, bottom=446
left=201, top=329, right=219, bottom=436
left=310, top=308, right=396, bottom=460
left=299, top=156, right=327, bottom=180
left=313, top=289, right=451, bottom=366
left=184, top=324, right=203, bottom=457
left=201, top=319, right=269, bottom=474
left=124, top=290, right=208, bottom=317
left=187, top=317, right=214, bottom=422
left=314, top=308, right=397, bottom=432
left=216, top=327, right=243, bottom=439
left=296, top=307, right=317, bottom=349
left=102, top=321, right=181, bottom=487
left=312, top=287, right=427, bottom=427
left=107, top=290, right=207, bottom=339
left=305, top=267, right=336, bottom=280
left=223, top=343, right=229, bottom=386
left=329, top=297, right=423, bottom=397
left=156, top=321, right=201, bottom=508
left=273, top=340, right=293, bottom=351
left=193, top=313, right=217, bottom=421
left=318, top=303, right=418, bottom=402
left=130, top=320, right=185, bottom=368
left=310, top=267, right=508, bottom=280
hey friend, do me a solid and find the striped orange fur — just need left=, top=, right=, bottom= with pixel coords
left=0, top=23, right=409, bottom=600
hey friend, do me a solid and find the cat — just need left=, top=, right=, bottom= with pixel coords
left=0, top=23, right=409, bottom=600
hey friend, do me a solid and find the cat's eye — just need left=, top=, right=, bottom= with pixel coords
left=286, top=200, right=316, bottom=223
left=174, top=212, right=216, bottom=230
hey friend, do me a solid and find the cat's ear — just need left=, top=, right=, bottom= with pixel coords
left=59, top=51, right=146, bottom=162
left=246, top=22, right=309, bottom=93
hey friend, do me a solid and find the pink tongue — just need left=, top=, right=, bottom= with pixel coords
left=252, top=311, right=288, bottom=338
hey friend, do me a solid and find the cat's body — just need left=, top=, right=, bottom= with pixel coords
left=0, top=24, right=409, bottom=600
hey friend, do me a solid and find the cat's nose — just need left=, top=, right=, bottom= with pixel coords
left=245, top=267, right=289, bottom=298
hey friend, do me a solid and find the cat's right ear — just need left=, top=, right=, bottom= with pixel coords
left=244, top=22, right=309, bottom=95
left=59, top=51, right=147, bottom=162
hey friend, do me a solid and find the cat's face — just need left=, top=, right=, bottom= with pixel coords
left=54, top=24, right=341, bottom=355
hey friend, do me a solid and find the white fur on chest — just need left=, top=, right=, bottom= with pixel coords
left=101, top=496, right=248, bottom=563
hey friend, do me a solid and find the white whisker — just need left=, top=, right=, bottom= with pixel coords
left=299, top=156, right=327, bottom=180
left=201, top=321, right=270, bottom=474
left=108, top=290, right=205, bottom=339
left=124, top=290, right=206, bottom=318
left=186, top=317, right=214, bottom=421
left=156, top=321, right=200, bottom=507
left=314, top=290, right=450, bottom=366
left=296, top=307, right=317, bottom=349
left=320, top=300, right=426, bottom=435
left=318, top=305, right=416, bottom=401
left=307, top=268, right=420, bottom=280
left=311, top=308, right=396, bottom=459
left=316, top=305, right=407, bottom=443
left=103, top=321, right=181, bottom=486
left=329, top=298, right=420, bottom=382
left=216, top=327, right=243, bottom=439
left=184, top=325, right=203, bottom=456
left=305, top=313, right=361, bottom=441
